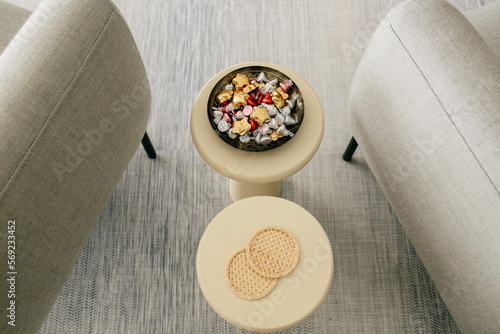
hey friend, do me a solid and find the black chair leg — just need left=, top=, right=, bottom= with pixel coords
left=343, top=136, right=358, bottom=162
left=142, top=132, right=157, bottom=159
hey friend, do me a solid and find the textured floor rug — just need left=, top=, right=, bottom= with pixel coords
left=5, top=0, right=494, bottom=332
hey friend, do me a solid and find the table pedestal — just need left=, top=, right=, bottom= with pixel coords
left=229, top=179, right=282, bottom=202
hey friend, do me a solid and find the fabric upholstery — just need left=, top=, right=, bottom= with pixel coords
left=466, top=1, right=500, bottom=60
left=349, top=0, right=500, bottom=332
left=0, top=0, right=151, bottom=333
left=0, top=1, right=30, bottom=54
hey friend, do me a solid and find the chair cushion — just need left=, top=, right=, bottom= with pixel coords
left=0, top=1, right=31, bottom=54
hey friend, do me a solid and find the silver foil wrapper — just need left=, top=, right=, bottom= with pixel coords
left=227, top=129, right=238, bottom=139
left=213, top=110, right=223, bottom=124
left=268, top=118, right=278, bottom=129
left=239, top=133, right=251, bottom=144
left=256, top=72, right=269, bottom=83
left=260, top=134, right=272, bottom=146
left=277, top=124, right=288, bottom=136
left=285, top=115, right=298, bottom=126
left=235, top=111, right=245, bottom=120
left=275, top=114, right=285, bottom=126
left=218, top=120, right=230, bottom=132
left=261, top=103, right=278, bottom=117
left=281, top=106, right=291, bottom=117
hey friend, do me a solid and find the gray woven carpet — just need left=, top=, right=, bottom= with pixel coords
left=5, top=0, right=493, bottom=332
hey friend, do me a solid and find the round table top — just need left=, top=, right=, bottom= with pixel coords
left=196, top=197, right=333, bottom=333
left=191, top=62, right=324, bottom=184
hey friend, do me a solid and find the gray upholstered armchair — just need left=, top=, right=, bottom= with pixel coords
left=343, top=0, right=500, bottom=332
left=0, top=0, right=155, bottom=333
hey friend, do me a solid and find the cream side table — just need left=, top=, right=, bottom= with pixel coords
left=196, top=196, right=333, bottom=333
left=191, top=62, right=324, bottom=202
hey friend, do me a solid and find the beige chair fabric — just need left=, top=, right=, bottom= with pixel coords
left=0, top=1, right=30, bottom=54
left=349, top=0, right=500, bottom=332
left=0, top=0, right=151, bottom=333
left=466, top=1, right=500, bottom=60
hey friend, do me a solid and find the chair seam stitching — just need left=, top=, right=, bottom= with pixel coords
left=387, top=20, right=500, bottom=198
left=0, top=7, right=115, bottom=200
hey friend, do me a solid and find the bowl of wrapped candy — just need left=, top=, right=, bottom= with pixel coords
left=208, top=66, right=304, bottom=152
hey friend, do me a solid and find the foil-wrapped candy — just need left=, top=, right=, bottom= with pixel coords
left=242, top=105, right=253, bottom=117
left=285, top=94, right=299, bottom=109
left=281, top=106, right=292, bottom=117
left=263, top=81, right=277, bottom=95
left=240, top=133, right=251, bottom=144
left=232, top=73, right=250, bottom=91
left=232, top=118, right=252, bottom=136
left=248, top=119, right=258, bottom=131
left=276, top=87, right=289, bottom=100
left=268, top=118, right=278, bottom=129
left=218, top=105, right=229, bottom=113
left=227, top=129, right=238, bottom=139
left=253, top=123, right=271, bottom=138
left=277, top=124, right=293, bottom=137
left=250, top=106, right=270, bottom=125
left=242, top=82, right=259, bottom=94
left=222, top=113, right=231, bottom=123
left=232, top=91, right=249, bottom=108
left=261, top=92, right=273, bottom=104
left=275, top=114, right=285, bottom=126
left=254, top=133, right=272, bottom=146
left=272, top=90, right=285, bottom=109
left=217, top=90, right=234, bottom=104
left=270, top=130, right=284, bottom=141
left=213, top=110, right=223, bottom=124
left=256, top=72, right=269, bottom=83
left=224, top=83, right=235, bottom=91
left=267, top=78, right=278, bottom=88
left=280, top=80, right=293, bottom=93
left=259, top=123, right=271, bottom=134
left=218, top=120, right=230, bottom=132
left=235, top=111, right=245, bottom=120
left=285, top=114, right=298, bottom=126
left=261, top=103, right=278, bottom=117
left=258, top=84, right=266, bottom=95
left=260, top=134, right=272, bottom=145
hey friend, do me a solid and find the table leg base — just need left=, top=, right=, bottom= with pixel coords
left=229, top=179, right=282, bottom=202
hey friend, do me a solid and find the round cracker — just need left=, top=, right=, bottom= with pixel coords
left=225, top=247, right=277, bottom=300
left=246, top=226, right=299, bottom=279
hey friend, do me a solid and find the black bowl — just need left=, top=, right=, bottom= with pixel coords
left=207, top=65, right=304, bottom=152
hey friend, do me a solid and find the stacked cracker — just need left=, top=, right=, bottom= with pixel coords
left=225, top=227, right=299, bottom=300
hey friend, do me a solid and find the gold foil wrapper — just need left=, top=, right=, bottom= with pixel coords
left=232, top=119, right=252, bottom=136
left=242, top=82, right=259, bottom=94
left=272, top=90, right=285, bottom=109
left=250, top=106, right=270, bottom=125
left=232, top=92, right=249, bottom=108
left=217, top=90, right=234, bottom=104
left=232, top=73, right=250, bottom=91
left=270, top=131, right=284, bottom=142
left=276, top=87, right=289, bottom=100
